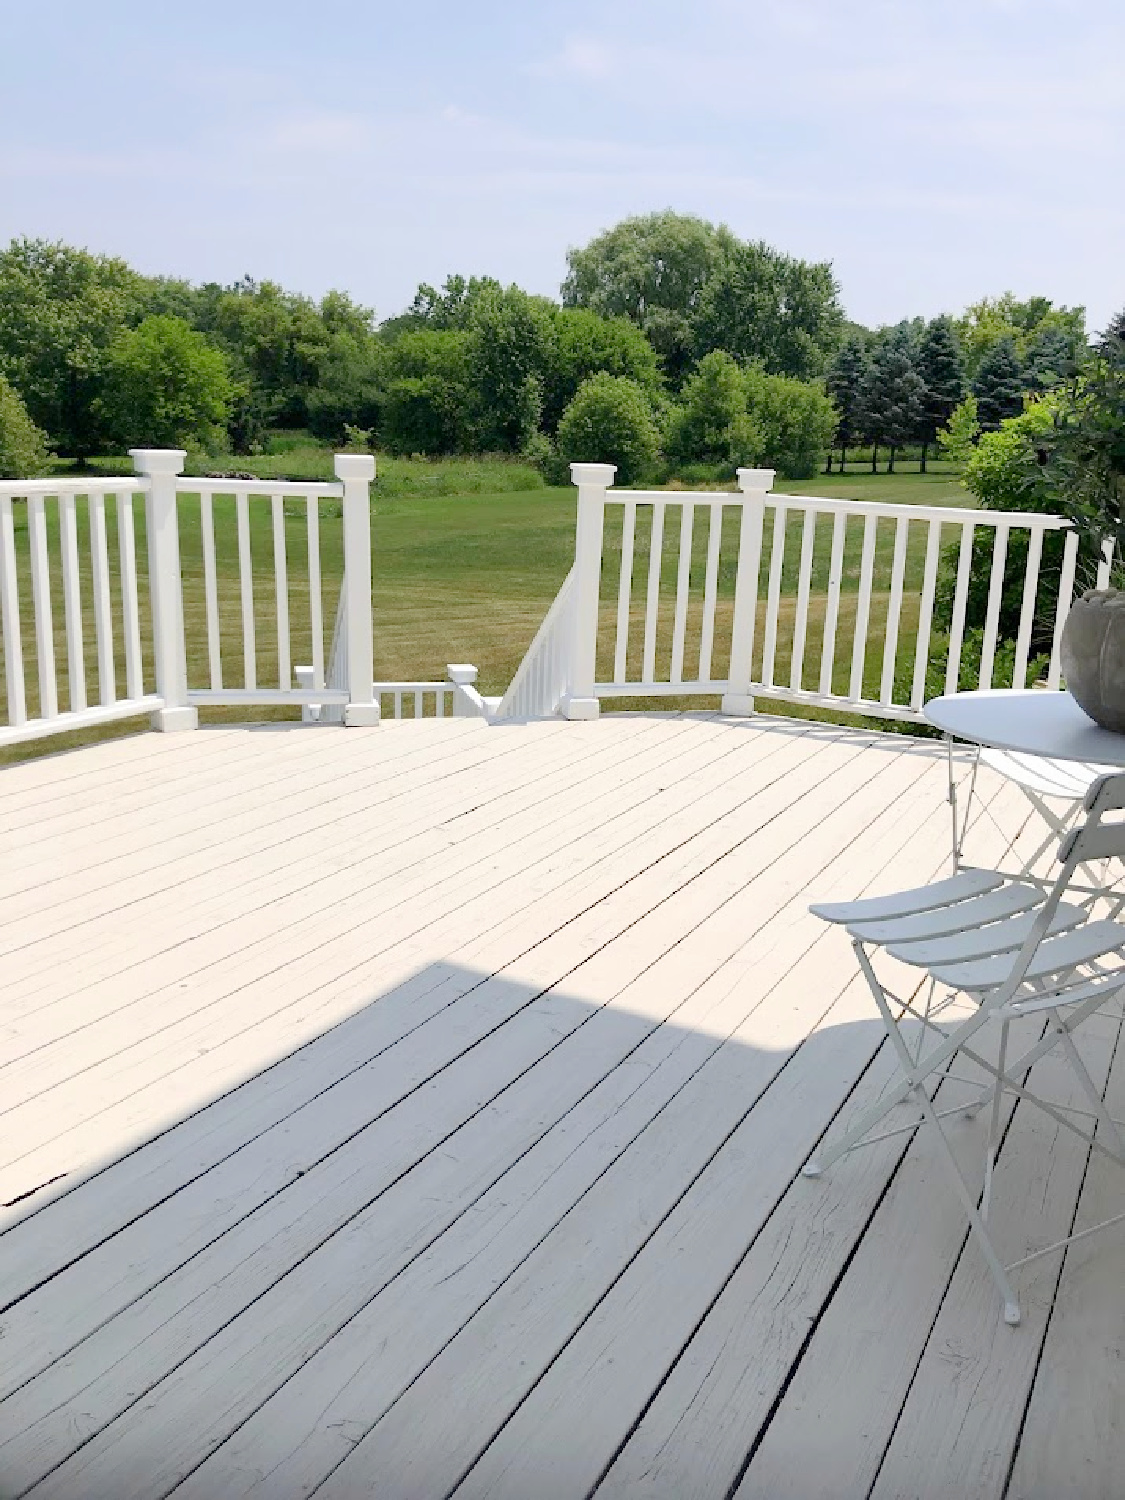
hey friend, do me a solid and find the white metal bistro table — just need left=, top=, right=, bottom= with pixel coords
left=926, top=689, right=1125, bottom=768
left=926, top=689, right=1125, bottom=876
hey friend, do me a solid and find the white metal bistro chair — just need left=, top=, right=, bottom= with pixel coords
left=805, top=770, right=1125, bottom=1325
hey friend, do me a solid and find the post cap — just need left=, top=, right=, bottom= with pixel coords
left=569, top=462, right=617, bottom=487
left=334, top=453, right=376, bottom=481
left=736, top=467, right=775, bottom=492
left=446, top=664, right=479, bottom=684
left=130, top=449, right=186, bottom=476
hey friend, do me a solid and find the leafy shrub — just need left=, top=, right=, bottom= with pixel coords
left=936, top=400, right=1078, bottom=650
left=97, top=316, right=232, bottom=450
left=663, top=351, right=758, bottom=468
left=742, top=366, right=838, bottom=479
left=555, top=374, right=660, bottom=485
left=0, top=374, right=50, bottom=477
left=890, top=626, right=1049, bottom=735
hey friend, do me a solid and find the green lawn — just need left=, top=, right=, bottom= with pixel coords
left=2, top=458, right=976, bottom=765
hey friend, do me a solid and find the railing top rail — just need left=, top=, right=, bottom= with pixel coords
left=174, top=477, right=345, bottom=498
left=373, top=680, right=451, bottom=692
left=769, top=492, right=1072, bottom=529
left=0, top=476, right=150, bottom=498
left=606, top=485, right=1072, bottom=531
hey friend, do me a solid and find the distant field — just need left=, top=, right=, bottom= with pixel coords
left=3, top=454, right=976, bottom=764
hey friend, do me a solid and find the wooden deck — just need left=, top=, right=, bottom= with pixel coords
left=0, top=712, right=1121, bottom=1499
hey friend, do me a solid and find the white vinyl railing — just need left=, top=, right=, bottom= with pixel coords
left=522, top=463, right=1082, bottom=726
left=492, top=567, right=576, bottom=720
left=0, top=476, right=164, bottom=745
left=0, top=449, right=387, bottom=748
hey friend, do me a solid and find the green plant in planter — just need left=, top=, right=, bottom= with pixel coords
left=1050, top=310, right=1125, bottom=565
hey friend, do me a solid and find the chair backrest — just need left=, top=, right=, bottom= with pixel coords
left=986, top=771, right=1125, bottom=1004
left=1060, top=771, right=1125, bottom=865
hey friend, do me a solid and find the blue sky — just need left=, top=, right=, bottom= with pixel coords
left=2, top=0, right=1121, bottom=330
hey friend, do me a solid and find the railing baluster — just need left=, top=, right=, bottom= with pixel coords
left=879, top=515, right=909, bottom=704
left=117, top=491, right=142, bottom=701
left=978, top=522, right=1009, bottom=689
left=436, top=686, right=445, bottom=717
left=59, top=492, right=85, bottom=712
left=614, top=500, right=636, bottom=683
left=394, top=689, right=403, bottom=718
left=818, top=510, right=846, bottom=696
left=762, top=501, right=787, bottom=687
left=271, top=493, right=290, bottom=690
left=1096, top=538, right=1114, bottom=590
left=89, top=493, right=115, bottom=706
left=0, top=495, right=26, bottom=726
left=1048, top=528, right=1079, bottom=689
left=235, top=492, right=256, bottom=690
left=306, top=497, right=324, bottom=690
left=945, top=520, right=976, bottom=696
left=697, top=501, right=723, bottom=683
left=414, top=689, right=424, bottom=718
left=670, top=502, right=694, bottom=684
left=642, top=501, right=665, bottom=684
left=199, top=492, right=222, bottom=690
left=790, top=507, right=816, bottom=691
left=849, top=513, right=878, bottom=701
left=28, top=495, right=57, bottom=718
left=1013, top=526, right=1044, bottom=687
left=910, top=518, right=942, bottom=711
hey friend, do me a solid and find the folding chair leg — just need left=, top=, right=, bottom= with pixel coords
left=912, top=1076, right=1022, bottom=1326
left=1049, top=1010, right=1125, bottom=1163
left=981, top=1020, right=1009, bottom=1222
left=804, top=944, right=990, bottom=1178
left=873, top=974, right=1022, bottom=1325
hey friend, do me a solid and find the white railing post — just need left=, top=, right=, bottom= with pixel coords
left=447, top=663, right=489, bottom=718
left=560, top=461, right=614, bottom=720
left=722, top=467, right=773, bottom=716
left=335, top=453, right=379, bottom=727
left=130, top=448, right=197, bottom=732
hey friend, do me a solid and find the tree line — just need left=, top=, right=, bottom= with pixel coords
left=825, top=294, right=1086, bottom=475
left=0, top=212, right=1090, bottom=486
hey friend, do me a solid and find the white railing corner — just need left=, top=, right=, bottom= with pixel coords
left=335, top=453, right=379, bottom=726
left=447, top=663, right=489, bottom=718
left=722, top=467, right=774, bottom=716
left=130, top=448, right=197, bottom=731
left=560, top=462, right=615, bottom=721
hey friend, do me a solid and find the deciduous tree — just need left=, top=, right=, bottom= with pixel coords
left=97, top=316, right=232, bottom=451
left=0, top=374, right=50, bottom=477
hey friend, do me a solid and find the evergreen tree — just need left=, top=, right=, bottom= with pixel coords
left=860, top=330, right=925, bottom=472
left=916, top=315, right=965, bottom=470
left=825, top=336, right=868, bottom=472
left=1023, top=324, right=1074, bottom=394
left=972, top=335, right=1024, bottom=429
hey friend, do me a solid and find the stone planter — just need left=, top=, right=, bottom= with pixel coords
left=1061, top=589, right=1125, bottom=732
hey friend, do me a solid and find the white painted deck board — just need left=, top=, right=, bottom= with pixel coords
left=0, top=713, right=1119, bottom=1499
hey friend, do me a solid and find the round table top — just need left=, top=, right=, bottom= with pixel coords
left=924, top=689, right=1125, bottom=767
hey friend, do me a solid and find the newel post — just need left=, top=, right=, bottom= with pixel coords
left=722, top=466, right=774, bottom=717
left=561, top=461, right=615, bottom=720
left=335, top=453, right=379, bottom=727
left=130, top=448, right=197, bottom=732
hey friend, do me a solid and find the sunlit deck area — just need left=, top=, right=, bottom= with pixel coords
left=1, top=712, right=1122, bottom=1499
